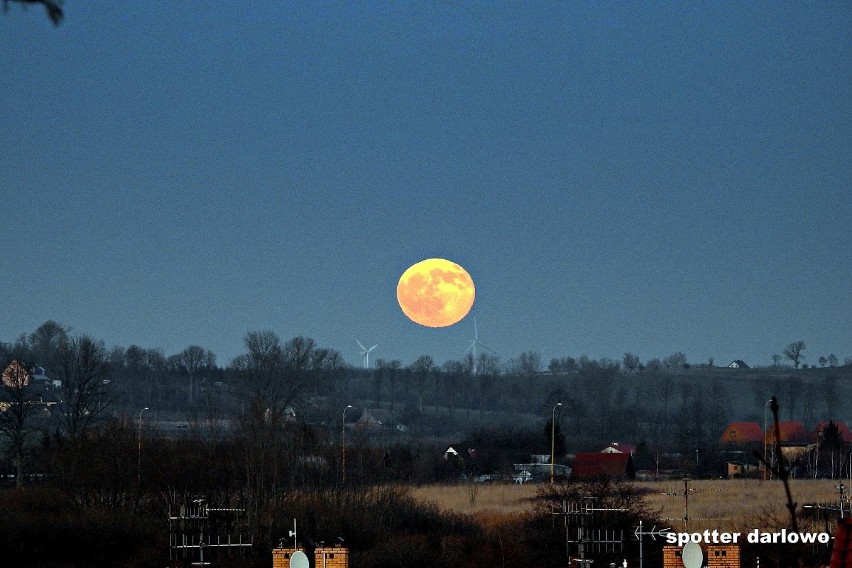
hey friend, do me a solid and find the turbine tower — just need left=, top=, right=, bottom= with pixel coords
left=463, top=313, right=497, bottom=375
left=354, top=338, right=378, bottom=369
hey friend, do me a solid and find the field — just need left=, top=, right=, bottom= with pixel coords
left=411, top=478, right=848, bottom=532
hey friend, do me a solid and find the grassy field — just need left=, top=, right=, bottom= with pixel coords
left=411, top=478, right=848, bottom=532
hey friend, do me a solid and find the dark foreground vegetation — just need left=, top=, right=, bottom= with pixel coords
left=0, top=424, right=838, bottom=567
left=1, top=321, right=849, bottom=566
left=0, top=421, right=666, bottom=567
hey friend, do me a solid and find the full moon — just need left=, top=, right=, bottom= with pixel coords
left=397, top=258, right=476, bottom=327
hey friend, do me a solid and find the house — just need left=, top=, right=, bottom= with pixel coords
left=601, top=442, right=635, bottom=455
left=571, top=452, right=635, bottom=480
left=443, top=445, right=476, bottom=460
left=355, top=408, right=394, bottom=431
left=727, top=360, right=749, bottom=369
left=727, top=462, right=760, bottom=478
left=720, top=422, right=763, bottom=444
left=813, top=421, right=852, bottom=444
left=512, top=454, right=570, bottom=481
left=765, top=421, right=808, bottom=444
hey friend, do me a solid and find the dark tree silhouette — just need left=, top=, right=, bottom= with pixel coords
left=4, top=0, right=63, bottom=25
left=0, top=360, right=38, bottom=488
left=57, top=335, right=112, bottom=440
left=784, top=340, right=806, bottom=369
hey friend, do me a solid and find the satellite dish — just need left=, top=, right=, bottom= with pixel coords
left=290, top=550, right=309, bottom=568
left=682, top=541, right=703, bottom=568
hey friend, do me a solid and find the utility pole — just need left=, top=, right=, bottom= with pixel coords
left=137, top=407, right=148, bottom=484
left=342, top=405, right=352, bottom=484
left=551, top=402, right=562, bottom=484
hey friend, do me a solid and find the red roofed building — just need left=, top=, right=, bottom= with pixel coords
left=813, top=421, right=852, bottom=444
left=765, top=422, right=808, bottom=444
left=720, top=422, right=763, bottom=444
left=571, top=453, right=635, bottom=480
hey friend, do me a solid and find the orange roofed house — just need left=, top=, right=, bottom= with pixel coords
left=720, top=422, right=763, bottom=444
left=765, top=422, right=808, bottom=444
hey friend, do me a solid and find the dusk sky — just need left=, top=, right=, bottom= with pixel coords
left=2, top=3, right=849, bottom=370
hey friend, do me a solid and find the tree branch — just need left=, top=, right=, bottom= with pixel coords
left=753, top=396, right=798, bottom=532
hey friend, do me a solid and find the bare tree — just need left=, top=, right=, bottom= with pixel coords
left=664, top=351, right=688, bottom=369
left=178, top=345, right=214, bottom=407
left=476, top=353, right=499, bottom=418
left=386, top=359, right=401, bottom=410
left=57, top=335, right=112, bottom=440
left=321, top=348, right=346, bottom=397
left=310, top=347, right=344, bottom=396
left=823, top=375, right=839, bottom=419
left=548, top=356, right=577, bottom=374
left=0, top=360, right=38, bottom=488
left=782, top=376, right=804, bottom=420
left=409, top=355, right=435, bottom=412
left=232, top=331, right=286, bottom=524
left=772, top=354, right=782, bottom=367
left=622, top=352, right=640, bottom=373
left=441, top=359, right=465, bottom=416
left=232, top=332, right=327, bottom=524
left=516, top=351, right=542, bottom=376
left=373, top=358, right=387, bottom=407
left=124, top=344, right=145, bottom=371
left=28, top=320, right=69, bottom=371
left=783, top=341, right=806, bottom=369
left=828, top=353, right=839, bottom=367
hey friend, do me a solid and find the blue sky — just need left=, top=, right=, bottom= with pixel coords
left=1, top=3, right=849, bottom=369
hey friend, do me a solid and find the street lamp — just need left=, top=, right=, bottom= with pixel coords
left=342, top=405, right=353, bottom=485
left=551, top=402, right=563, bottom=484
left=137, top=407, right=149, bottom=484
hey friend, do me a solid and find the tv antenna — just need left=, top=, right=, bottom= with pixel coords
left=462, top=313, right=497, bottom=375
left=168, top=497, right=252, bottom=566
left=354, top=338, right=378, bottom=369
left=633, top=519, right=671, bottom=568
left=552, top=497, right=626, bottom=564
left=289, top=517, right=297, bottom=549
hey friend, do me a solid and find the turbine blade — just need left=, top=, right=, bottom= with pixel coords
left=479, top=342, right=498, bottom=355
left=368, top=344, right=378, bottom=352
left=354, top=338, right=366, bottom=351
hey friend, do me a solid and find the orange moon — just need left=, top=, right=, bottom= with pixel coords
left=397, top=258, right=476, bottom=327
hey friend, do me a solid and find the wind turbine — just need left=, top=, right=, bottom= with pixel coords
left=463, top=313, right=497, bottom=375
left=354, top=338, right=378, bottom=369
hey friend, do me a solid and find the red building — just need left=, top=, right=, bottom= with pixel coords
left=571, top=453, right=634, bottom=480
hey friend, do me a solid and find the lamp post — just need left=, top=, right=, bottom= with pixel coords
left=137, top=407, right=149, bottom=484
left=342, top=405, right=353, bottom=485
left=551, top=402, right=562, bottom=484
